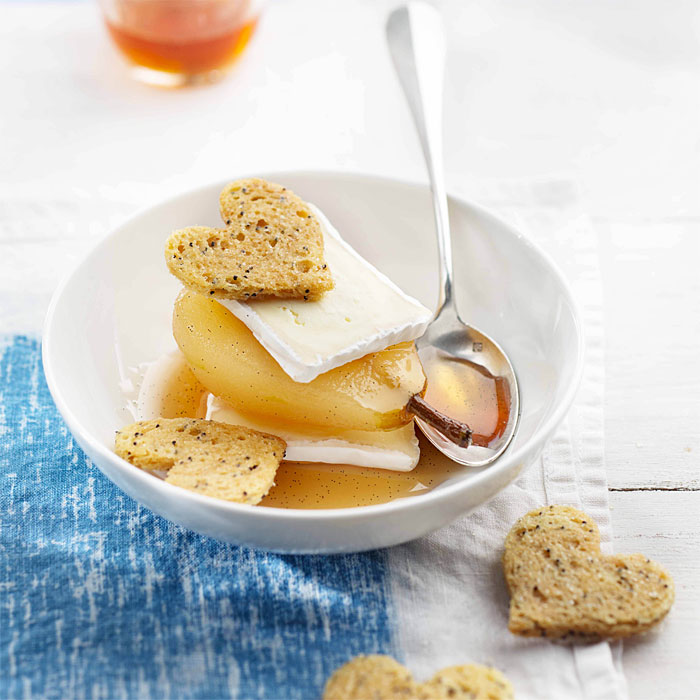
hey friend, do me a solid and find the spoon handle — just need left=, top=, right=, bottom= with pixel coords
left=386, top=1, right=455, bottom=315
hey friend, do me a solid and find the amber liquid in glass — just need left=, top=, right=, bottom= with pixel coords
left=105, top=0, right=257, bottom=82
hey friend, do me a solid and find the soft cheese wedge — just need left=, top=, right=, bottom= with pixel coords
left=173, top=289, right=426, bottom=433
left=207, top=395, right=420, bottom=471
left=216, top=204, right=433, bottom=382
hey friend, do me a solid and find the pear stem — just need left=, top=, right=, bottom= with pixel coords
left=407, top=394, right=473, bottom=448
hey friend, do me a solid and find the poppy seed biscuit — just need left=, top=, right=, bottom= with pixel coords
left=419, top=664, right=514, bottom=700
left=166, top=178, right=333, bottom=301
left=115, top=418, right=285, bottom=505
left=503, top=505, right=674, bottom=641
left=323, top=657, right=514, bottom=700
left=323, top=655, right=418, bottom=700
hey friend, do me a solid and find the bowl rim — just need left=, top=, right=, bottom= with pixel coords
left=42, top=170, right=585, bottom=523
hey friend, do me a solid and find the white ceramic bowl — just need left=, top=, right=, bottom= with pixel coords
left=43, top=172, right=583, bottom=553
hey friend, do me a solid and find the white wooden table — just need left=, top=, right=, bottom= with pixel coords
left=1, top=1, right=697, bottom=697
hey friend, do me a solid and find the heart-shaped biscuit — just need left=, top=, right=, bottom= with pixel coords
left=322, top=655, right=417, bottom=699
left=322, top=656, right=513, bottom=700
left=419, top=665, right=514, bottom=699
left=502, top=505, right=674, bottom=641
left=115, top=418, right=286, bottom=505
left=166, top=178, right=333, bottom=301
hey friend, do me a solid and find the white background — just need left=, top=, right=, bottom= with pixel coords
left=1, top=1, right=698, bottom=697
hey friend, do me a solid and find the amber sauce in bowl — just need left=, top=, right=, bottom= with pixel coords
left=260, top=435, right=466, bottom=509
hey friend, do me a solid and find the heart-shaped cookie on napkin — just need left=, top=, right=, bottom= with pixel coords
left=419, top=664, right=514, bottom=699
left=322, top=655, right=418, bottom=699
left=502, top=505, right=674, bottom=641
left=322, top=655, right=514, bottom=700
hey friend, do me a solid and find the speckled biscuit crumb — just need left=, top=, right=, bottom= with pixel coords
left=115, top=417, right=285, bottom=505
left=165, top=178, right=333, bottom=301
left=502, top=504, right=674, bottom=641
left=418, top=664, right=514, bottom=699
left=322, top=657, right=514, bottom=700
left=323, top=655, right=418, bottom=700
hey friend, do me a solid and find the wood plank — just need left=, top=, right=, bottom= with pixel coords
left=611, top=490, right=700, bottom=699
left=599, top=219, right=700, bottom=490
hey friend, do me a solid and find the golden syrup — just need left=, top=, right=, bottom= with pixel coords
left=259, top=432, right=465, bottom=509
left=105, top=1, right=257, bottom=77
left=422, top=357, right=510, bottom=448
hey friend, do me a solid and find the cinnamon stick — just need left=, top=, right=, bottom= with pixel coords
left=407, top=394, right=473, bottom=448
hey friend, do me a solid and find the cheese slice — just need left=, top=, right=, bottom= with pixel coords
left=207, top=396, right=420, bottom=472
left=216, top=203, right=432, bottom=383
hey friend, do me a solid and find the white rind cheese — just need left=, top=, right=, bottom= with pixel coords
left=207, top=396, right=420, bottom=472
left=216, top=203, right=432, bottom=382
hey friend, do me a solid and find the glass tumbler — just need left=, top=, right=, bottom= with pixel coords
left=98, top=0, right=260, bottom=86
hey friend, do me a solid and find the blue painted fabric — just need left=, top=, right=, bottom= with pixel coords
left=0, top=336, right=397, bottom=700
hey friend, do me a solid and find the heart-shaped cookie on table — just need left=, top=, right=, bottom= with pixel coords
left=322, top=655, right=514, bottom=700
left=502, top=505, right=674, bottom=641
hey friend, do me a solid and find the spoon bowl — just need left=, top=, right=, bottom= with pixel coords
left=416, top=307, right=520, bottom=466
left=388, top=1, right=520, bottom=465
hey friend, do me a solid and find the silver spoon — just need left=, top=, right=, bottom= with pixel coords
left=387, top=1, right=520, bottom=466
